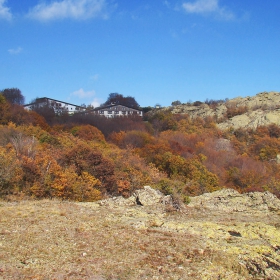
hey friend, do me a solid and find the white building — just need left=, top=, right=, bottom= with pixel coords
left=90, top=104, right=143, bottom=118
left=24, top=97, right=86, bottom=115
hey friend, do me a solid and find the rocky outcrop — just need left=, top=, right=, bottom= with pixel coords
left=97, top=186, right=177, bottom=210
left=156, top=91, right=280, bottom=130
left=217, top=109, right=280, bottom=130
left=227, top=91, right=280, bottom=109
left=89, top=186, right=280, bottom=279
left=98, top=186, right=280, bottom=213
left=134, top=186, right=167, bottom=206
left=188, top=188, right=280, bottom=212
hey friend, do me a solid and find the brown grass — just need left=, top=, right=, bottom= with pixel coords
left=0, top=199, right=278, bottom=279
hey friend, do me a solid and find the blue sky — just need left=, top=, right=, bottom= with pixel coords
left=1, top=0, right=280, bottom=107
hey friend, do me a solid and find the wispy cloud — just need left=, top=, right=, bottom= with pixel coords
left=27, top=0, right=109, bottom=21
left=90, top=98, right=101, bottom=107
left=0, top=0, right=12, bottom=20
left=8, top=47, right=23, bottom=55
left=182, top=0, right=234, bottom=20
left=70, top=88, right=102, bottom=107
left=71, top=88, right=96, bottom=98
left=163, top=1, right=171, bottom=9
left=90, top=74, right=99, bottom=81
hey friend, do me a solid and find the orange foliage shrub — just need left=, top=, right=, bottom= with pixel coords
left=20, top=151, right=101, bottom=201
left=109, top=130, right=154, bottom=149
left=107, top=131, right=126, bottom=146
left=71, top=124, right=105, bottom=142
left=59, top=142, right=117, bottom=194
left=117, top=180, right=131, bottom=197
left=225, top=156, right=268, bottom=192
left=0, top=146, right=23, bottom=195
left=249, top=136, right=280, bottom=161
left=226, top=104, right=248, bottom=119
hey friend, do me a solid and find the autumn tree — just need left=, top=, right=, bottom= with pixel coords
left=250, top=136, right=280, bottom=161
left=146, top=110, right=178, bottom=133
left=109, top=130, right=154, bottom=149
left=0, top=94, right=11, bottom=124
left=70, top=125, right=105, bottom=142
left=59, top=142, right=117, bottom=194
left=0, top=146, right=23, bottom=195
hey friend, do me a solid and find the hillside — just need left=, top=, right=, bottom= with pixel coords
left=1, top=187, right=280, bottom=279
left=154, top=91, right=280, bottom=130
left=2, top=90, right=280, bottom=201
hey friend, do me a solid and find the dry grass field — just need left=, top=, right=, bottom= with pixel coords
left=0, top=198, right=280, bottom=279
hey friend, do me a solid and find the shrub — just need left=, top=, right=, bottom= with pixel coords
left=0, top=146, right=23, bottom=195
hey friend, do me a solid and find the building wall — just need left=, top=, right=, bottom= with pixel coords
left=24, top=99, right=142, bottom=118
left=93, top=105, right=143, bottom=118
left=24, top=98, right=86, bottom=114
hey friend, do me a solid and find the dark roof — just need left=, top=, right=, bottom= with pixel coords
left=91, top=104, right=142, bottom=111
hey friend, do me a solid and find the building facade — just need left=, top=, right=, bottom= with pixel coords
left=24, top=97, right=86, bottom=114
left=24, top=98, right=143, bottom=118
left=90, top=104, right=143, bottom=118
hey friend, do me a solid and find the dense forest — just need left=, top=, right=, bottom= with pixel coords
left=1, top=88, right=280, bottom=202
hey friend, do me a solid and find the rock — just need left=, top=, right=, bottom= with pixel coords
left=149, top=91, right=280, bottom=130
left=133, top=186, right=165, bottom=206
left=217, top=109, right=280, bottom=130
left=81, top=187, right=280, bottom=279
left=97, top=195, right=135, bottom=207
left=97, top=186, right=167, bottom=208
left=97, top=186, right=181, bottom=212
left=188, top=188, right=280, bottom=212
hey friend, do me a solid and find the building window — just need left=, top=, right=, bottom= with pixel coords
left=108, top=111, right=112, bottom=114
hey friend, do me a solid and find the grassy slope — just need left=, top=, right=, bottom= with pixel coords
left=0, top=199, right=280, bottom=279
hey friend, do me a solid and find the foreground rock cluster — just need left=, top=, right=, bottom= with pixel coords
left=93, top=186, right=280, bottom=279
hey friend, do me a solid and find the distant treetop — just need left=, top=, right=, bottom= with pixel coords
left=171, top=100, right=181, bottom=106
left=1, top=88, right=25, bottom=105
left=102, top=93, right=140, bottom=109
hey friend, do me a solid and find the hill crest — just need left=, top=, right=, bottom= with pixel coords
left=154, top=91, right=280, bottom=130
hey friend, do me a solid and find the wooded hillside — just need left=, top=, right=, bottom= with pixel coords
left=1, top=92, right=280, bottom=201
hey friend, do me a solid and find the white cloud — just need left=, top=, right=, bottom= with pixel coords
left=71, top=88, right=96, bottom=98
left=90, top=98, right=101, bottom=108
left=70, top=88, right=102, bottom=107
left=0, top=0, right=12, bottom=20
left=182, top=0, right=234, bottom=20
left=8, top=47, right=23, bottom=55
left=27, top=0, right=108, bottom=21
